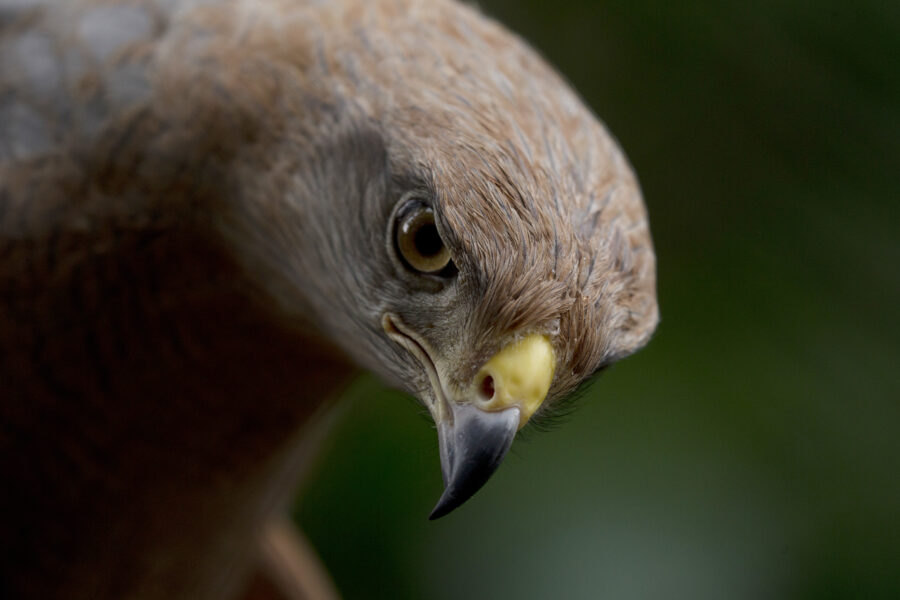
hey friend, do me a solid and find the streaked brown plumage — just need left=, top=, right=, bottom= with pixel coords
left=0, top=0, right=658, bottom=598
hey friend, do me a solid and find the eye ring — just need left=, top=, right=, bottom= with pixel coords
left=393, top=199, right=455, bottom=276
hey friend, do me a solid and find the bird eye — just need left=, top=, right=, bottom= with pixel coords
left=395, top=203, right=453, bottom=275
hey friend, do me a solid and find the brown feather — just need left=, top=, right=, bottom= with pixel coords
left=0, top=0, right=657, bottom=597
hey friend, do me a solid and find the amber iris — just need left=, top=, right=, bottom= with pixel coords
left=396, top=205, right=452, bottom=274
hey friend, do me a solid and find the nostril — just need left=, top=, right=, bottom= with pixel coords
left=479, top=374, right=495, bottom=401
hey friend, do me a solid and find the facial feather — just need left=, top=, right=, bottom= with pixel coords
left=144, top=0, right=658, bottom=407
left=262, top=0, right=660, bottom=404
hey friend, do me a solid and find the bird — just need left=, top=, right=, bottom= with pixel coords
left=0, top=0, right=658, bottom=598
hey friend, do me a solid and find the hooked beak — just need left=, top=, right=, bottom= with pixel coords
left=429, top=403, right=520, bottom=520
left=383, top=314, right=555, bottom=520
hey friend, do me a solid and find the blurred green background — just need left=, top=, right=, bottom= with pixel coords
left=294, top=1, right=900, bottom=598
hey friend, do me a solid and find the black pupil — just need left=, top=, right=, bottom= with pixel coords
left=413, top=223, right=444, bottom=257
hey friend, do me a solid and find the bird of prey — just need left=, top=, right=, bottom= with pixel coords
left=0, top=0, right=658, bottom=598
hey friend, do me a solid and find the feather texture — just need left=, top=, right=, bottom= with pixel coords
left=0, top=1, right=657, bottom=598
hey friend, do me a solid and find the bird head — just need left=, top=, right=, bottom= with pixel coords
left=198, top=0, right=658, bottom=518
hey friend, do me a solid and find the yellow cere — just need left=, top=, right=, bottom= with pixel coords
left=476, top=333, right=556, bottom=429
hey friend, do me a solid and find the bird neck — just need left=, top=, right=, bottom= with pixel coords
left=0, top=134, right=355, bottom=599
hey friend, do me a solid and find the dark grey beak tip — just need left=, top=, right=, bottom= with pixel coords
left=428, top=495, right=457, bottom=521
left=428, top=404, right=520, bottom=520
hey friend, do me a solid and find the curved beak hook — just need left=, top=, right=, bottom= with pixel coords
left=429, top=402, right=520, bottom=520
